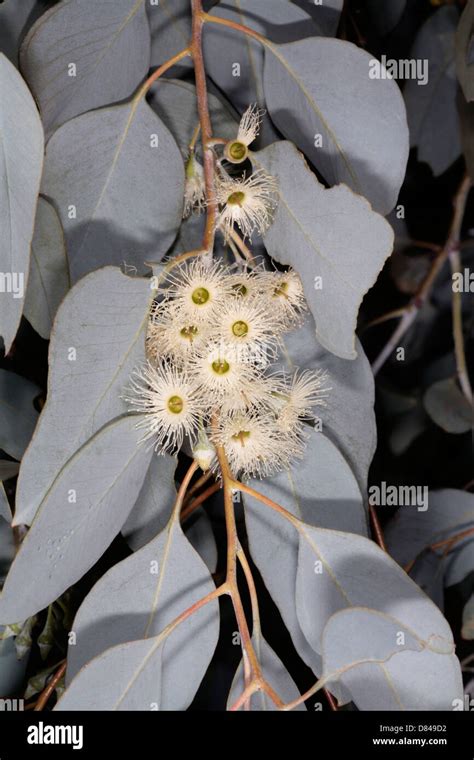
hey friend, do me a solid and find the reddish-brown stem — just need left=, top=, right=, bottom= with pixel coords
left=404, top=525, right=474, bottom=574
left=202, top=12, right=268, bottom=45
left=372, top=174, right=471, bottom=375
left=34, top=661, right=67, bottom=711
left=183, top=469, right=214, bottom=505
left=191, top=1, right=217, bottom=252
left=369, top=503, right=388, bottom=552
left=233, top=480, right=300, bottom=528
left=137, top=48, right=191, bottom=99
left=180, top=481, right=221, bottom=522
left=172, top=460, right=200, bottom=521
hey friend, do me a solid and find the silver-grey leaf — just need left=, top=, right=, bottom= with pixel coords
left=292, top=0, right=343, bottom=36
left=243, top=429, right=366, bottom=681
left=321, top=608, right=462, bottom=710
left=0, top=631, right=28, bottom=698
left=423, top=377, right=473, bottom=434
left=462, top=594, right=474, bottom=639
left=227, top=633, right=305, bottom=710
left=0, top=53, right=44, bottom=354
left=0, top=369, right=39, bottom=461
left=0, top=483, right=11, bottom=524
left=0, top=0, right=41, bottom=66
left=24, top=197, right=70, bottom=340
left=148, top=78, right=237, bottom=155
left=123, top=453, right=177, bottom=551
left=404, top=7, right=460, bottom=176
left=0, top=415, right=153, bottom=624
left=204, top=0, right=320, bottom=146
left=67, top=512, right=219, bottom=709
left=15, top=267, right=153, bottom=527
left=385, top=489, right=474, bottom=569
left=255, top=141, right=394, bottom=359
left=57, top=637, right=165, bottom=710
left=263, top=39, right=409, bottom=213
left=41, top=100, right=184, bottom=282
left=20, top=0, right=151, bottom=136
left=147, top=0, right=191, bottom=71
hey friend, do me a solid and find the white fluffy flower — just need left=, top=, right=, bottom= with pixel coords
left=212, top=297, right=282, bottom=365
left=216, top=170, right=278, bottom=241
left=224, top=104, right=264, bottom=164
left=183, top=153, right=206, bottom=217
left=190, top=343, right=262, bottom=410
left=213, top=411, right=296, bottom=479
left=126, top=362, right=203, bottom=454
left=147, top=303, right=209, bottom=364
left=164, top=258, right=231, bottom=323
left=275, top=370, right=329, bottom=432
left=266, top=269, right=307, bottom=327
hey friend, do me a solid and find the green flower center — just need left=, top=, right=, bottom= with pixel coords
left=192, top=287, right=210, bottom=305
left=180, top=325, right=198, bottom=341
left=232, top=320, right=248, bottom=337
left=211, top=359, right=230, bottom=375
left=228, top=141, right=248, bottom=162
left=167, top=395, right=184, bottom=414
left=231, top=283, right=248, bottom=297
left=274, top=281, right=288, bottom=298
left=227, top=191, right=246, bottom=206
left=231, top=430, right=251, bottom=446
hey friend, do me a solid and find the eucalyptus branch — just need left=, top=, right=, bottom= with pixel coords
left=372, top=173, right=472, bottom=375
left=34, top=661, right=67, bottom=711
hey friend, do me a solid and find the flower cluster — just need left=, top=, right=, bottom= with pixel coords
left=126, top=260, right=328, bottom=479
left=183, top=104, right=278, bottom=242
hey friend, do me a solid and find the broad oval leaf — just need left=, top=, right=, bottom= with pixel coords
left=24, top=197, right=70, bottom=340
left=0, top=369, right=39, bottom=461
left=123, top=453, right=177, bottom=551
left=0, top=415, right=153, bottom=624
left=263, top=39, right=409, bottom=213
left=227, top=633, right=306, bottom=710
left=255, top=141, right=394, bottom=359
left=204, top=0, right=320, bottom=145
left=404, top=7, right=460, bottom=176
left=66, top=511, right=219, bottom=709
left=15, top=267, right=153, bottom=527
left=41, top=100, right=184, bottom=282
left=0, top=53, right=44, bottom=353
left=20, top=0, right=151, bottom=136
left=0, top=0, right=41, bottom=66
left=57, top=637, right=166, bottom=711
left=243, top=429, right=366, bottom=681
left=321, top=608, right=462, bottom=710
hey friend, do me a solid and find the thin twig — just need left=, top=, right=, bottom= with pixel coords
left=450, top=248, right=473, bottom=402
left=34, top=661, right=67, bottom=711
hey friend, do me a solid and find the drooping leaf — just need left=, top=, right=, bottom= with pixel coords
left=404, top=7, right=460, bottom=176
left=0, top=53, right=44, bottom=354
left=15, top=267, right=153, bottom=527
left=0, top=415, right=153, bottom=624
left=20, top=0, right=151, bottom=136
left=0, top=484, right=14, bottom=583
left=263, top=39, right=409, bottom=213
left=0, top=369, right=39, bottom=461
left=0, top=0, right=42, bottom=66
left=227, top=633, right=305, bottom=710
left=423, top=377, right=473, bottom=434
left=456, top=0, right=474, bottom=102
left=0, top=632, right=28, bottom=698
left=321, top=608, right=462, bottom=710
left=444, top=540, right=474, bottom=587
left=24, top=197, right=70, bottom=340
left=123, top=453, right=177, bottom=551
left=275, top=319, right=376, bottom=492
left=292, top=0, right=343, bottom=36
left=66, top=511, right=219, bottom=709
left=243, top=429, right=366, bottom=680
left=255, top=141, right=394, bottom=359
left=0, top=461, right=19, bottom=482
left=204, top=0, right=320, bottom=145
left=385, top=489, right=474, bottom=569
left=57, top=637, right=166, bottom=710
left=147, top=0, right=192, bottom=71
left=41, top=100, right=184, bottom=282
